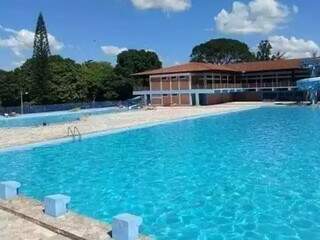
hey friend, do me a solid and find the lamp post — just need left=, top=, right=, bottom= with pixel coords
left=20, top=90, right=29, bottom=115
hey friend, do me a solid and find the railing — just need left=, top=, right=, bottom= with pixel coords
left=0, top=97, right=143, bottom=115
left=134, top=82, right=298, bottom=93
left=67, top=126, right=82, bottom=141
left=133, top=86, right=150, bottom=91
left=207, top=82, right=296, bottom=89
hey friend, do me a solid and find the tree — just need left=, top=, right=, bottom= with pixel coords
left=271, top=51, right=286, bottom=60
left=256, top=40, right=272, bottom=61
left=10, top=56, right=86, bottom=104
left=32, top=13, right=51, bottom=104
left=115, top=49, right=162, bottom=77
left=47, top=56, right=86, bottom=103
left=0, top=70, right=25, bottom=107
left=0, top=55, right=134, bottom=106
left=102, top=74, right=133, bottom=100
left=81, top=61, right=133, bottom=101
left=81, top=61, right=114, bottom=102
left=0, top=70, right=15, bottom=106
left=256, top=40, right=285, bottom=61
left=190, top=38, right=256, bottom=64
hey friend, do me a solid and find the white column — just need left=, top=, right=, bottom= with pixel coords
left=144, top=94, right=147, bottom=105
left=195, top=93, right=200, bottom=106
left=189, top=74, right=193, bottom=106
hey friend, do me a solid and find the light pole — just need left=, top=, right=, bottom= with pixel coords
left=20, top=90, right=29, bottom=115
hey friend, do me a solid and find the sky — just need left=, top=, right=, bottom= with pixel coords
left=0, top=0, right=319, bottom=70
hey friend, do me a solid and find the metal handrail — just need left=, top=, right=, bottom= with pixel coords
left=67, top=126, right=81, bottom=141
left=73, top=126, right=82, bottom=140
left=67, top=126, right=74, bottom=137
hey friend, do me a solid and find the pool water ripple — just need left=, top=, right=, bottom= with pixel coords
left=1, top=107, right=320, bottom=239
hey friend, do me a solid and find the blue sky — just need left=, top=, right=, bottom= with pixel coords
left=0, top=0, right=319, bottom=70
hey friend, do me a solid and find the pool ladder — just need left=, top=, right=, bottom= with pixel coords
left=67, top=126, right=82, bottom=141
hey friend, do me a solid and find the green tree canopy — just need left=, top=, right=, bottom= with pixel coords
left=81, top=61, right=133, bottom=101
left=256, top=40, right=272, bottom=61
left=81, top=61, right=114, bottom=102
left=47, top=55, right=86, bottom=103
left=115, top=49, right=162, bottom=77
left=102, top=74, right=133, bottom=101
left=0, top=70, right=18, bottom=106
left=0, top=55, right=136, bottom=107
left=190, top=38, right=256, bottom=64
left=0, top=66, right=33, bottom=107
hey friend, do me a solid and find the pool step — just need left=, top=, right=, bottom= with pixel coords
left=67, top=126, right=82, bottom=141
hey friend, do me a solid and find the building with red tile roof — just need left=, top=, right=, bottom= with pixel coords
left=133, top=58, right=315, bottom=106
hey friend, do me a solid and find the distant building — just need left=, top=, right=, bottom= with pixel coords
left=132, top=58, right=316, bottom=106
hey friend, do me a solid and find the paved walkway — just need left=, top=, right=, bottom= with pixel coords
left=0, top=209, right=69, bottom=240
left=0, top=197, right=111, bottom=240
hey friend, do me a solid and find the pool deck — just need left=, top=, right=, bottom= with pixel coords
left=0, top=197, right=149, bottom=240
left=0, top=102, right=278, bottom=150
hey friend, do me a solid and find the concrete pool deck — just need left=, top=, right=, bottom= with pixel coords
left=0, top=102, right=277, bottom=150
left=0, top=208, right=69, bottom=240
left=0, top=197, right=150, bottom=240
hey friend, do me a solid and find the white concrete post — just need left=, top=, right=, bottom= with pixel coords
left=112, top=213, right=143, bottom=240
left=44, top=194, right=71, bottom=217
left=0, top=181, right=21, bottom=200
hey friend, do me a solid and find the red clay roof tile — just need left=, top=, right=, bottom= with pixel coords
left=133, top=59, right=303, bottom=76
left=132, top=62, right=237, bottom=76
left=228, top=59, right=301, bottom=73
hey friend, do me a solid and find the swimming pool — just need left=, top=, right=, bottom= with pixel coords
left=0, top=107, right=120, bottom=128
left=0, top=107, right=320, bottom=239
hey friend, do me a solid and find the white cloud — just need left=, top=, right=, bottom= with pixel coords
left=215, top=0, right=297, bottom=34
left=269, top=36, right=320, bottom=58
left=131, top=0, right=191, bottom=12
left=145, top=48, right=156, bottom=53
left=101, top=45, right=128, bottom=56
left=0, top=25, right=63, bottom=56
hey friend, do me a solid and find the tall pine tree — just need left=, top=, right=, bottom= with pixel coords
left=32, top=13, right=51, bottom=104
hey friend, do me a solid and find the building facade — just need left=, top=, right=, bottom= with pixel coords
left=133, top=59, right=313, bottom=106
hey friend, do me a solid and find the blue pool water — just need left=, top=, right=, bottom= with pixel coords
left=1, top=107, right=320, bottom=239
left=0, top=107, right=119, bottom=128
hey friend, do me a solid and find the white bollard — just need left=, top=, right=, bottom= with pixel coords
left=0, top=181, right=21, bottom=200
left=112, top=213, right=143, bottom=240
left=44, top=194, right=71, bottom=217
